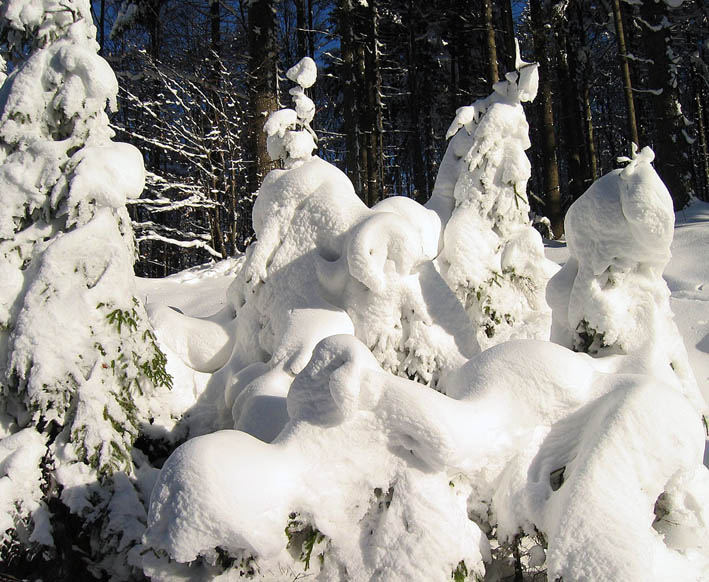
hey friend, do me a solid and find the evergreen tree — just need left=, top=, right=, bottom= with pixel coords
left=0, top=1, right=171, bottom=577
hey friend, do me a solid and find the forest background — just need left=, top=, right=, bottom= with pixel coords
left=93, top=0, right=708, bottom=275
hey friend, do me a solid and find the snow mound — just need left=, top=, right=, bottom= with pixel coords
left=146, top=334, right=709, bottom=581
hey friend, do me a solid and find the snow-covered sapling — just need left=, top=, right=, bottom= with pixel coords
left=547, top=145, right=704, bottom=414
left=430, top=45, right=558, bottom=350
left=264, top=56, right=318, bottom=168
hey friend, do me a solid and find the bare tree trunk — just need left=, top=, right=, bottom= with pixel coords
left=448, top=12, right=459, bottom=117
left=356, top=39, right=370, bottom=202
left=407, top=0, right=426, bottom=203
left=483, top=0, right=498, bottom=85
left=208, top=0, right=227, bottom=257
left=612, top=0, right=639, bottom=150
left=248, top=0, right=278, bottom=192
left=583, top=83, right=598, bottom=182
left=556, top=0, right=587, bottom=200
left=307, top=0, right=314, bottom=58
left=339, top=0, right=361, bottom=195
left=640, top=0, right=692, bottom=209
left=365, top=0, right=384, bottom=204
left=696, top=90, right=709, bottom=200
left=530, top=0, right=563, bottom=237
left=296, top=0, right=307, bottom=58
left=500, top=0, right=516, bottom=72
left=99, top=0, right=105, bottom=55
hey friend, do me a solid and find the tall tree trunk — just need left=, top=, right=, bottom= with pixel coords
left=583, top=83, right=598, bottom=182
left=356, top=39, right=370, bottom=202
left=407, top=0, right=426, bottom=203
left=696, top=89, right=709, bottom=201
left=248, top=0, right=278, bottom=192
left=339, top=0, right=361, bottom=195
left=483, top=0, right=498, bottom=85
left=500, top=0, right=516, bottom=72
left=530, top=0, right=563, bottom=237
left=209, top=0, right=227, bottom=257
left=296, top=0, right=307, bottom=58
left=448, top=11, right=460, bottom=117
left=99, top=0, right=105, bottom=55
left=612, top=0, right=640, bottom=150
left=640, top=0, right=692, bottom=209
left=307, top=0, right=314, bottom=58
left=211, top=0, right=220, bottom=57
left=364, top=0, right=384, bottom=204
left=556, top=0, right=588, bottom=200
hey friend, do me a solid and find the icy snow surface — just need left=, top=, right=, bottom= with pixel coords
left=138, top=63, right=709, bottom=581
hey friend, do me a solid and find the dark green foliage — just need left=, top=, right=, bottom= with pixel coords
left=285, top=512, right=326, bottom=571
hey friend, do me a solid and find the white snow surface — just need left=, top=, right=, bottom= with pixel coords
left=140, top=61, right=709, bottom=581
left=286, top=56, right=317, bottom=89
left=547, top=147, right=705, bottom=414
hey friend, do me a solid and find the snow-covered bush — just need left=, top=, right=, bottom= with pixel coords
left=146, top=334, right=709, bottom=581
left=139, top=55, right=709, bottom=581
left=147, top=55, right=555, bottom=446
left=0, top=1, right=172, bottom=576
left=547, top=145, right=704, bottom=413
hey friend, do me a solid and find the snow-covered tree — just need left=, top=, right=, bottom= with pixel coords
left=547, top=144, right=704, bottom=412
left=0, top=1, right=171, bottom=577
left=431, top=47, right=559, bottom=351
left=134, top=55, right=709, bottom=582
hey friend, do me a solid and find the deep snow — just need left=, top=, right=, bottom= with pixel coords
left=133, top=58, right=709, bottom=580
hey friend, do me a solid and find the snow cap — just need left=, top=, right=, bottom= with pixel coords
left=286, top=56, right=317, bottom=89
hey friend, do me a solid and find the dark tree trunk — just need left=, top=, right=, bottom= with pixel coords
left=209, top=0, right=227, bottom=257
left=339, top=0, right=361, bottom=195
left=556, top=0, right=588, bottom=200
left=407, top=0, right=426, bottom=203
left=500, top=0, right=516, bottom=72
left=364, top=0, right=384, bottom=204
left=99, top=0, right=105, bottom=55
left=583, top=83, right=598, bottom=183
left=530, top=0, right=563, bottom=237
left=696, top=89, right=709, bottom=201
left=307, top=0, right=314, bottom=58
left=640, top=0, right=692, bottom=209
left=296, top=0, right=307, bottom=58
left=356, top=38, right=370, bottom=201
left=247, top=0, right=279, bottom=192
left=612, top=0, right=640, bottom=150
left=483, top=0, right=498, bottom=85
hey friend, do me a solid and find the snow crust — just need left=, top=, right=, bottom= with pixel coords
left=140, top=58, right=709, bottom=581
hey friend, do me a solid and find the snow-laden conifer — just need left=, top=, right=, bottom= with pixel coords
left=0, top=0, right=171, bottom=576
left=547, top=144, right=705, bottom=413
left=430, top=46, right=559, bottom=351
